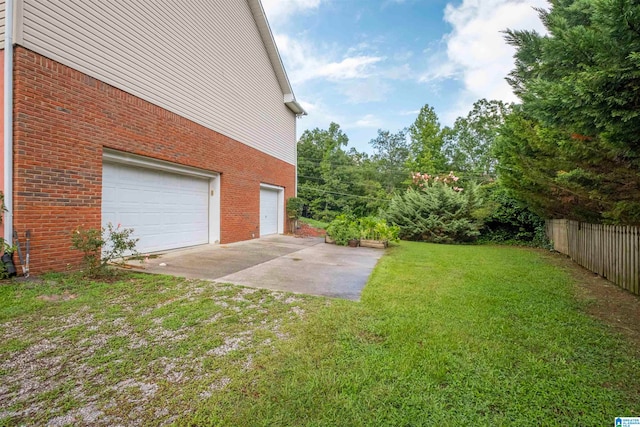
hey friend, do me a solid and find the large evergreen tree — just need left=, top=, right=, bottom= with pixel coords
left=497, top=0, right=640, bottom=223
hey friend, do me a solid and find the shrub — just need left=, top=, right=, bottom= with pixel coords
left=478, top=183, right=551, bottom=247
left=71, top=223, right=139, bottom=277
left=385, top=172, right=484, bottom=243
left=286, top=197, right=305, bottom=220
left=326, top=214, right=360, bottom=245
left=286, top=197, right=306, bottom=234
left=358, top=216, right=400, bottom=242
left=327, top=215, right=400, bottom=246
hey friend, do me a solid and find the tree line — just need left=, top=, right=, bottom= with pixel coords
left=297, top=99, right=508, bottom=221
left=296, top=99, right=544, bottom=244
left=297, top=0, right=640, bottom=245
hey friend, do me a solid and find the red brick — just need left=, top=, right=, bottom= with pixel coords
left=11, top=47, right=296, bottom=273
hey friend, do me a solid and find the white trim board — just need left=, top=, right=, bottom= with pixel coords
left=103, top=149, right=219, bottom=179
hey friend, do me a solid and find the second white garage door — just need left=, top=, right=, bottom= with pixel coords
left=103, top=162, right=210, bottom=253
left=260, top=187, right=280, bottom=236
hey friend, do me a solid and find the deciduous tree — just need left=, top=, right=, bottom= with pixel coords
left=408, top=105, right=448, bottom=173
left=444, top=99, right=510, bottom=175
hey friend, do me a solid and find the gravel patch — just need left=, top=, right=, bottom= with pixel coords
left=0, top=277, right=313, bottom=425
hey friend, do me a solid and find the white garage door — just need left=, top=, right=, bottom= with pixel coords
left=260, top=187, right=280, bottom=236
left=102, top=162, right=210, bottom=253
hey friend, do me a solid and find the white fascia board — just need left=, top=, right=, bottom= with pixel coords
left=259, top=183, right=284, bottom=191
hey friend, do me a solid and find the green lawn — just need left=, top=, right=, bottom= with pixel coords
left=299, top=217, right=329, bottom=229
left=1, top=243, right=639, bottom=425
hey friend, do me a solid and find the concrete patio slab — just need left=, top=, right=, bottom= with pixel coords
left=131, top=235, right=384, bottom=300
left=216, top=242, right=384, bottom=300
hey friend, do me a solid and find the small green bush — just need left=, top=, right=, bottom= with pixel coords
left=327, top=215, right=399, bottom=246
left=71, top=222, right=139, bottom=277
left=326, top=215, right=360, bottom=245
left=358, top=216, right=399, bottom=242
left=286, top=197, right=305, bottom=220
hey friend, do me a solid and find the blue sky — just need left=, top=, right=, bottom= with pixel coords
left=262, top=0, right=548, bottom=154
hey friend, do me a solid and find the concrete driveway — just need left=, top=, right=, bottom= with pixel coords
left=131, top=235, right=384, bottom=300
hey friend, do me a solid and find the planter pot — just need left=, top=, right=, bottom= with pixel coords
left=347, top=239, right=360, bottom=247
left=360, top=239, right=388, bottom=249
left=325, top=236, right=336, bottom=244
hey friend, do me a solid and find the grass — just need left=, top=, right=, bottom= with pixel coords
left=0, top=273, right=325, bottom=425
left=299, top=217, right=329, bottom=229
left=1, top=243, right=639, bottom=425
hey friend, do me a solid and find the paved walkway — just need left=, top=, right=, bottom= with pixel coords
left=130, top=235, right=384, bottom=300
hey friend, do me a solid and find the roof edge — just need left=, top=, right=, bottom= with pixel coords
left=247, top=0, right=305, bottom=116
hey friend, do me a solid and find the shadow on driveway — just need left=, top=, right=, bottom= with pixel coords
left=131, top=235, right=384, bottom=300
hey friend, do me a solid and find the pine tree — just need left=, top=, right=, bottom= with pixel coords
left=497, top=0, right=640, bottom=223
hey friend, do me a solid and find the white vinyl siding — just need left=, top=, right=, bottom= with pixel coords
left=19, top=0, right=296, bottom=164
left=0, top=1, right=5, bottom=47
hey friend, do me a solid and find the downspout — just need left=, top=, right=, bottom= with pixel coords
left=294, top=114, right=298, bottom=197
left=3, top=0, right=14, bottom=240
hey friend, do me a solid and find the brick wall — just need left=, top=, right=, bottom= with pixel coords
left=12, top=47, right=296, bottom=273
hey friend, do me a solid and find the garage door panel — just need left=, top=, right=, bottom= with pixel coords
left=260, top=187, right=280, bottom=236
left=102, top=162, right=209, bottom=253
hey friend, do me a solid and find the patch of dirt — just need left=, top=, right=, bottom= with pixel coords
left=36, top=291, right=77, bottom=302
left=293, top=222, right=325, bottom=238
left=543, top=250, right=640, bottom=348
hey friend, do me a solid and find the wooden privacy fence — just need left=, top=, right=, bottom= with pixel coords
left=546, top=219, right=640, bottom=296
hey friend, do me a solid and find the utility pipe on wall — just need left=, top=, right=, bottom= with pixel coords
left=3, top=0, right=14, bottom=240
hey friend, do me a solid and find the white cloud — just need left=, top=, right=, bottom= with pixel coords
left=298, top=100, right=318, bottom=114
left=261, top=0, right=323, bottom=23
left=421, top=0, right=547, bottom=118
left=275, top=34, right=383, bottom=84
left=345, top=42, right=375, bottom=56
left=399, top=109, right=421, bottom=116
left=319, top=56, right=383, bottom=81
left=348, top=114, right=383, bottom=129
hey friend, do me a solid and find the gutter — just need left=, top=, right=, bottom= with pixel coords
left=3, top=0, right=14, bottom=241
left=284, top=93, right=306, bottom=116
